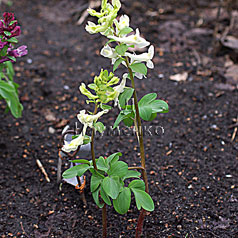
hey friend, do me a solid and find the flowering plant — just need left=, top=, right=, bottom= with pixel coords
left=60, top=0, right=168, bottom=237
left=0, top=12, right=28, bottom=118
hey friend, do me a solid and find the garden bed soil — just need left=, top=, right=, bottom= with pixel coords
left=0, top=0, right=238, bottom=237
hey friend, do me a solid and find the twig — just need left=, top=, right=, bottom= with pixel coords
left=57, top=151, right=63, bottom=183
left=229, top=116, right=238, bottom=141
left=36, top=159, right=50, bottom=182
left=231, top=127, right=237, bottom=142
left=220, top=10, right=236, bottom=41
left=77, top=0, right=101, bottom=25
left=20, top=221, right=30, bottom=238
left=192, top=49, right=201, bottom=65
left=228, top=123, right=238, bottom=128
left=212, top=0, right=223, bottom=50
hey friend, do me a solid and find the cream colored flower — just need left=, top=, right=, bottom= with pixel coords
left=77, top=110, right=109, bottom=128
left=62, top=134, right=84, bottom=153
left=113, top=73, right=127, bottom=107
left=108, top=29, right=150, bottom=48
left=114, top=15, right=130, bottom=35
left=125, top=45, right=154, bottom=69
left=100, top=44, right=118, bottom=60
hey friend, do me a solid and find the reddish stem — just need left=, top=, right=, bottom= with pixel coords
left=102, top=204, right=107, bottom=238
left=135, top=209, right=146, bottom=238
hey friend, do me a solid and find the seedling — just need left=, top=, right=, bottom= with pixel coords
left=0, top=12, right=28, bottom=118
left=59, top=0, right=168, bottom=237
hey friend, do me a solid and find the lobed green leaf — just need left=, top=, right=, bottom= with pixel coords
left=113, top=187, right=131, bottom=214
left=130, top=63, right=147, bottom=76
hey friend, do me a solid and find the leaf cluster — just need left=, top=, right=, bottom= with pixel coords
left=62, top=152, right=154, bottom=214
left=0, top=62, right=23, bottom=118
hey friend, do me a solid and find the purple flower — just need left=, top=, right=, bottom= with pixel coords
left=10, top=26, right=21, bottom=37
left=3, top=12, right=15, bottom=25
left=9, top=45, right=28, bottom=57
left=0, top=12, right=20, bottom=39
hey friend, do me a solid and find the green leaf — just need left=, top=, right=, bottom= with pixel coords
left=150, top=100, right=169, bottom=113
left=96, top=156, right=109, bottom=172
left=113, top=109, right=134, bottom=129
left=118, top=87, right=134, bottom=108
left=138, top=93, right=157, bottom=121
left=7, top=56, right=16, bottom=62
left=0, top=86, right=23, bottom=118
left=90, top=174, right=103, bottom=192
left=139, top=93, right=157, bottom=105
left=131, top=189, right=154, bottom=211
left=94, top=122, right=105, bottom=133
left=113, top=187, right=131, bottom=214
left=119, top=27, right=133, bottom=36
left=90, top=168, right=105, bottom=179
left=69, top=159, right=90, bottom=165
left=122, top=117, right=134, bottom=127
left=130, top=63, right=147, bottom=76
left=100, top=104, right=112, bottom=110
left=100, top=187, right=112, bottom=205
left=4, top=31, right=11, bottom=37
left=0, top=45, right=8, bottom=57
left=148, top=113, right=157, bottom=121
left=102, top=176, right=121, bottom=199
left=105, top=39, right=116, bottom=45
left=5, top=61, right=14, bottom=80
left=108, top=161, right=128, bottom=178
left=115, top=44, right=128, bottom=56
left=62, top=164, right=91, bottom=179
left=0, top=81, right=16, bottom=92
left=113, top=58, right=123, bottom=72
left=122, top=170, right=141, bottom=181
left=92, top=187, right=104, bottom=208
left=9, top=20, right=17, bottom=26
left=106, top=152, right=122, bottom=165
left=128, top=179, right=145, bottom=191
left=139, top=104, right=152, bottom=121
left=6, top=37, right=18, bottom=44
left=83, top=135, right=91, bottom=144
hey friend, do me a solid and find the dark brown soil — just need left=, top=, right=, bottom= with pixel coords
left=0, top=0, right=238, bottom=237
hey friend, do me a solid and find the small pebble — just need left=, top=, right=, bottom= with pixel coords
left=211, top=124, right=218, bottom=129
left=48, top=127, right=55, bottom=134
left=27, top=58, right=32, bottom=64
left=177, top=225, right=182, bottom=230
left=158, top=74, right=164, bottom=79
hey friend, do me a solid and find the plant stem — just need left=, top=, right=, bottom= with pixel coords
left=125, top=57, right=149, bottom=238
left=90, top=103, right=107, bottom=238
left=102, top=204, right=107, bottom=238
left=128, top=166, right=145, bottom=171
left=125, top=57, right=149, bottom=193
left=135, top=209, right=146, bottom=238
left=91, top=103, right=98, bottom=171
